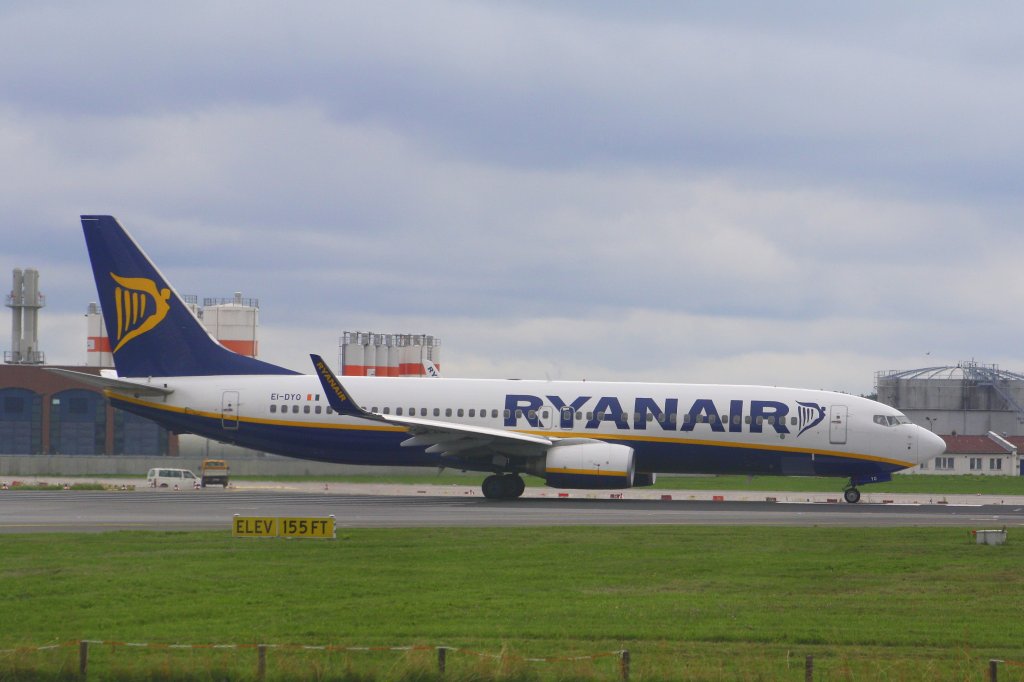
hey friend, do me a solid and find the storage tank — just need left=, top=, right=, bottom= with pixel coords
left=202, top=292, right=259, bottom=357
left=85, top=302, right=113, bottom=367
left=341, top=331, right=366, bottom=376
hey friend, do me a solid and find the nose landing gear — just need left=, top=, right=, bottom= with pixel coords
left=842, top=472, right=892, bottom=503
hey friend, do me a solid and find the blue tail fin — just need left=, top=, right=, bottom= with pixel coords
left=81, top=215, right=298, bottom=377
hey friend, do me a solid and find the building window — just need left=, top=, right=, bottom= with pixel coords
left=935, top=457, right=954, bottom=471
left=990, top=458, right=1003, bottom=471
left=970, top=457, right=982, bottom=471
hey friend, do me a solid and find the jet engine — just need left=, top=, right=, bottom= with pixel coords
left=542, top=441, right=635, bottom=489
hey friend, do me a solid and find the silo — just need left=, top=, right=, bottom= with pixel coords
left=387, top=334, right=401, bottom=377
left=375, top=334, right=390, bottom=377
left=363, top=333, right=378, bottom=376
left=341, top=331, right=366, bottom=376
left=426, top=336, right=441, bottom=373
left=202, top=292, right=259, bottom=357
left=405, top=335, right=425, bottom=376
left=85, top=302, right=113, bottom=367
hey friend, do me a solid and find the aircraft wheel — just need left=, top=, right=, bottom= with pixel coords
left=482, top=475, right=525, bottom=500
left=482, top=475, right=504, bottom=499
left=509, top=475, right=526, bottom=499
left=844, top=487, right=861, bottom=504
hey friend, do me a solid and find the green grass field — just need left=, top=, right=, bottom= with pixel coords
left=2, top=527, right=1022, bottom=680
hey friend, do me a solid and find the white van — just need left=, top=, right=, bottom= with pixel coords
left=147, top=468, right=200, bottom=489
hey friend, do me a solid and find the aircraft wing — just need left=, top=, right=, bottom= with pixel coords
left=43, top=367, right=174, bottom=396
left=310, top=354, right=552, bottom=458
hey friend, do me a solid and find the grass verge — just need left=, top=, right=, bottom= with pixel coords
left=1, top=527, right=1022, bottom=680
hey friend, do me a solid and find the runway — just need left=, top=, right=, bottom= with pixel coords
left=2, top=489, right=1023, bottom=533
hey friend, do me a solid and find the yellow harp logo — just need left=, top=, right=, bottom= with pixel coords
left=109, top=273, right=172, bottom=352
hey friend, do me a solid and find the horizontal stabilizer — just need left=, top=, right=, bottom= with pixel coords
left=43, top=367, right=174, bottom=396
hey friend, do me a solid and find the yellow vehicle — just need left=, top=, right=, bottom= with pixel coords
left=200, top=459, right=230, bottom=488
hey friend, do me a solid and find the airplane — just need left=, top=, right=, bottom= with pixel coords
left=55, top=215, right=946, bottom=503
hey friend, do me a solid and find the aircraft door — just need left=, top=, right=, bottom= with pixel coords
left=221, top=391, right=240, bottom=430
left=829, top=405, right=847, bottom=444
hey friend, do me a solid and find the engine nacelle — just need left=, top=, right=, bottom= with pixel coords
left=543, top=441, right=635, bottom=489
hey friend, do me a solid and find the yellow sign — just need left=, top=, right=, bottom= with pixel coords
left=232, top=516, right=335, bottom=539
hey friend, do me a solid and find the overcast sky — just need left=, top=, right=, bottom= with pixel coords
left=2, top=2, right=1023, bottom=395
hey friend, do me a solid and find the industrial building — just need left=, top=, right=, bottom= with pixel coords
left=339, top=332, right=441, bottom=377
left=876, top=361, right=1024, bottom=475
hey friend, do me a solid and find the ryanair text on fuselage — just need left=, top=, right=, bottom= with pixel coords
left=505, top=394, right=827, bottom=436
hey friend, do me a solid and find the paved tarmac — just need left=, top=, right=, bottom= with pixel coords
left=1, top=479, right=1023, bottom=533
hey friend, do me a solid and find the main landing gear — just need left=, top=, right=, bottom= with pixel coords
left=481, top=474, right=526, bottom=500
left=843, top=486, right=861, bottom=504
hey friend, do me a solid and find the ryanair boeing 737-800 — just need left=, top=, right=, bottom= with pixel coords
left=54, top=216, right=945, bottom=503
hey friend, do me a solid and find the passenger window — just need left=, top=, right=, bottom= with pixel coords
left=434, top=408, right=440, bottom=417
left=647, top=413, right=654, bottom=422
left=292, top=405, right=299, bottom=414
left=270, top=405, right=277, bottom=413
left=457, top=408, right=464, bottom=417
left=396, top=408, right=403, bottom=416
left=304, top=405, right=310, bottom=414
left=528, top=410, right=537, bottom=420
left=315, top=406, right=322, bottom=414
left=327, top=407, right=333, bottom=414
left=421, top=408, right=428, bottom=417
left=733, top=415, right=741, bottom=425
left=383, top=407, right=391, bottom=415
left=504, top=409, right=511, bottom=419
left=468, top=409, right=476, bottom=417
left=445, top=408, right=452, bottom=417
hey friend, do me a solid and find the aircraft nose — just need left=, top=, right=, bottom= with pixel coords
left=917, top=428, right=946, bottom=464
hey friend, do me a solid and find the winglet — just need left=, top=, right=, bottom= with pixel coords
left=311, top=354, right=374, bottom=419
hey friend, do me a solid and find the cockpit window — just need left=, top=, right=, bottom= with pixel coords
left=874, top=414, right=910, bottom=427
